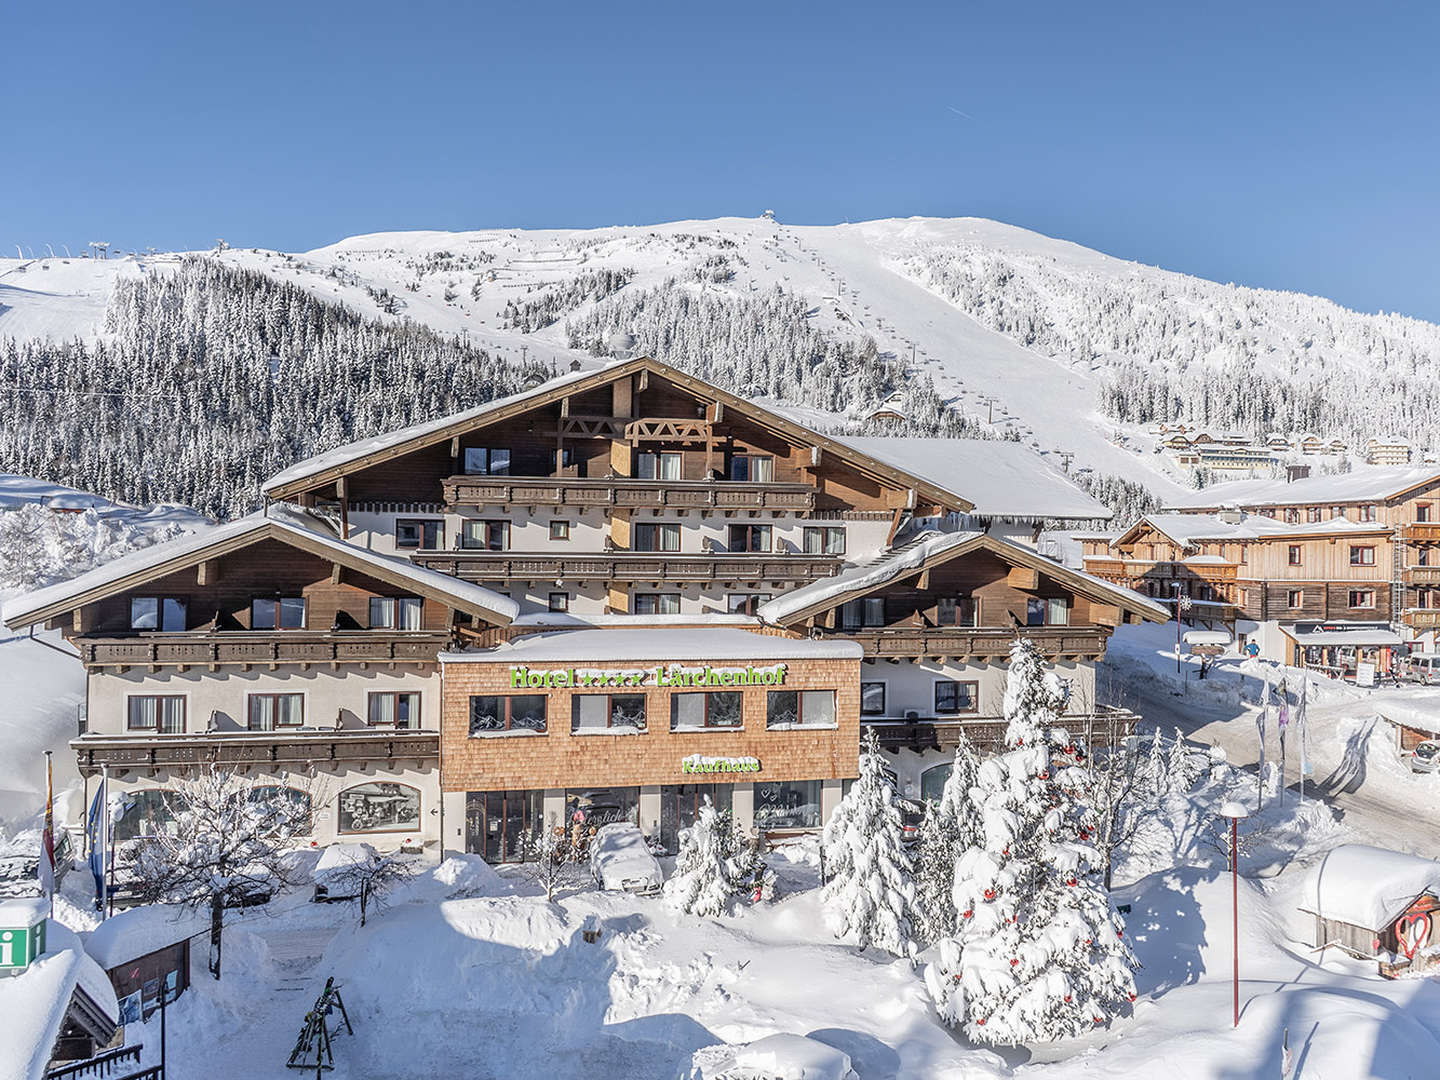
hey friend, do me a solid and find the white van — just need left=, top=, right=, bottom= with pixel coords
left=1407, top=652, right=1440, bottom=684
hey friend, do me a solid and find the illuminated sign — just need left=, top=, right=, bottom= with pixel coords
left=681, top=754, right=761, bottom=775
left=509, top=663, right=788, bottom=690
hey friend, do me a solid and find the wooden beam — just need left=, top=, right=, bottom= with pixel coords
left=196, top=559, right=217, bottom=586
left=560, top=395, right=571, bottom=418
left=330, top=563, right=343, bottom=585
left=916, top=567, right=931, bottom=591
left=1006, top=566, right=1040, bottom=590
left=810, top=445, right=822, bottom=468
left=1092, top=603, right=1122, bottom=628
left=637, top=369, right=649, bottom=392
left=612, top=377, right=633, bottom=419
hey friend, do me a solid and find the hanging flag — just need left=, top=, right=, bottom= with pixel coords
left=86, top=771, right=109, bottom=914
left=1297, top=676, right=1310, bottom=803
left=1257, top=667, right=1270, bottom=810
left=1277, top=680, right=1289, bottom=806
left=38, top=753, right=56, bottom=903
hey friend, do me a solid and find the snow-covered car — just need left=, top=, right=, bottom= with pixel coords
left=588, top=823, right=663, bottom=893
left=686, top=1033, right=858, bottom=1080
left=1410, top=740, right=1440, bottom=774
left=0, top=828, right=73, bottom=898
left=313, top=842, right=379, bottom=902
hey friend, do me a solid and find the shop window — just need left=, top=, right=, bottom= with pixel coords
left=634, top=522, right=680, bottom=552
left=465, top=790, right=544, bottom=863
left=463, top=447, right=511, bottom=476
left=461, top=520, right=510, bottom=551
left=1349, top=545, right=1376, bottom=567
left=860, top=682, right=887, bottom=716
left=633, top=593, right=681, bottom=615
left=338, top=782, right=421, bottom=833
left=1348, top=590, right=1375, bottom=609
left=244, top=786, right=313, bottom=835
left=726, top=593, right=771, bottom=615
left=469, top=694, right=547, bottom=734
left=113, top=789, right=178, bottom=843
left=934, top=680, right=979, bottom=714
left=659, top=784, right=733, bottom=853
left=571, top=693, right=647, bottom=732
left=920, top=763, right=952, bottom=803
left=802, top=526, right=845, bottom=555
left=1288, top=545, right=1303, bottom=566
left=728, top=454, right=774, bottom=483
left=670, top=691, right=743, bottom=730
left=566, top=788, right=640, bottom=834
left=126, top=695, right=185, bottom=733
left=395, top=518, right=443, bottom=549
left=766, top=689, right=836, bottom=728
left=131, top=597, right=186, bottom=632
left=253, top=597, right=306, bottom=630
left=753, top=779, right=821, bottom=830
left=369, top=596, right=422, bottom=630
left=548, top=592, right=570, bottom=613
left=728, top=523, right=772, bottom=553
left=1286, top=589, right=1304, bottom=609
left=367, top=691, right=420, bottom=728
left=549, top=520, right=571, bottom=541
left=636, top=451, right=682, bottom=480
left=248, top=693, right=303, bottom=730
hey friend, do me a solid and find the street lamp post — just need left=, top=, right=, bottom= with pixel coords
left=1219, top=800, right=1250, bottom=1028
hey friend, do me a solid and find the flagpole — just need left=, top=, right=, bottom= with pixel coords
left=43, top=751, right=54, bottom=920
left=100, top=765, right=110, bottom=921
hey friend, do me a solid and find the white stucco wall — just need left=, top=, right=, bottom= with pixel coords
left=857, top=657, right=1096, bottom=720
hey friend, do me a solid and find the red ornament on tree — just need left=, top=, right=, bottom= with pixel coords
left=1084, top=938, right=1093, bottom=946
left=1066, top=877, right=1077, bottom=887
left=976, top=1018, right=986, bottom=1026
left=984, top=888, right=996, bottom=901
left=962, top=909, right=973, bottom=919
left=1064, top=995, right=1072, bottom=1003
left=1010, top=958, right=1019, bottom=966
left=1128, top=993, right=1137, bottom=1002
left=1038, top=770, right=1049, bottom=780
left=1017, top=737, right=1024, bottom=746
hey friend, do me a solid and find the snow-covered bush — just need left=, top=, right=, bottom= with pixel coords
left=925, top=639, right=1138, bottom=1045
left=664, top=799, right=741, bottom=917
left=821, top=729, right=918, bottom=959
left=914, top=732, right=981, bottom=946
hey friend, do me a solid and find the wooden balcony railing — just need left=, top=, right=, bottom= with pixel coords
left=1406, top=567, right=1440, bottom=585
left=863, top=707, right=1138, bottom=755
left=442, top=476, right=817, bottom=512
left=76, top=631, right=452, bottom=669
left=1401, top=523, right=1440, bottom=542
left=828, top=625, right=1111, bottom=660
left=411, top=551, right=842, bottom=584
left=71, top=729, right=439, bottom=772
left=1403, top=609, right=1440, bottom=628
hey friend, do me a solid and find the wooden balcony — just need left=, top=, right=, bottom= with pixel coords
left=76, top=631, right=451, bottom=670
left=1401, top=523, right=1440, bottom=542
left=71, top=729, right=439, bottom=773
left=1403, top=610, right=1440, bottom=628
left=833, top=625, right=1111, bottom=660
left=863, top=707, right=1138, bottom=755
left=1406, top=567, right=1440, bottom=586
left=410, top=551, right=843, bottom=585
left=442, top=476, right=817, bottom=513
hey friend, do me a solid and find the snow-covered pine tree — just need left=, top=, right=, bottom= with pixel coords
left=925, top=638, right=1138, bottom=1045
left=821, top=728, right=919, bottom=959
left=663, top=798, right=738, bottom=918
left=914, top=730, right=982, bottom=946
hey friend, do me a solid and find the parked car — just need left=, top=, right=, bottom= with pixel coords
left=589, top=823, right=663, bottom=893
left=895, top=796, right=926, bottom=846
left=1410, top=740, right=1440, bottom=774
left=312, top=842, right=379, bottom=902
left=0, top=828, right=74, bottom=898
left=1406, top=653, right=1440, bottom=685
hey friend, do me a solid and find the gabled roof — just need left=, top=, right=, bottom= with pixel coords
left=1110, top=512, right=1391, bottom=550
left=259, top=356, right=974, bottom=513
left=755, top=529, right=1169, bottom=627
left=0, top=505, right=517, bottom=631
left=1162, top=466, right=1440, bottom=510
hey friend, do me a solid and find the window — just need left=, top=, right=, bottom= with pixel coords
left=461, top=520, right=510, bottom=550
left=338, top=782, right=420, bottom=833
left=126, top=695, right=185, bottom=733
left=367, top=691, right=420, bottom=728
left=1349, top=546, right=1376, bottom=567
left=465, top=789, right=543, bottom=863
left=548, top=592, right=569, bottom=613
left=251, top=597, right=306, bottom=630
left=1047, top=597, right=1069, bottom=626
left=920, top=763, right=953, bottom=803
left=1359, top=504, right=1377, bottom=522
left=860, top=682, right=887, bottom=716
left=1284, top=508, right=1300, bottom=525
left=728, top=454, right=774, bottom=482
left=633, top=593, right=681, bottom=615
left=1331, top=505, right=1346, bottom=520
left=1287, top=545, right=1303, bottom=566
left=247, top=693, right=303, bottom=730
left=572, top=694, right=647, bottom=732
left=659, top=784, right=733, bottom=853
left=130, top=597, right=186, bottom=632
left=935, top=680, right=979, bottom=714
left=368, top=596, right=422, bottom=630
left=1419, top=547, right=1432, bottom=567
left=671, top=691, right=743, bottom=730
left=549, top=520, right=571, bottom=541
left=726, top=593, right=771, bottom=615
left=936, top=597, right=980, bottom=627
left=636, top=451, right=681, bottom=480
left=1419, top=504, right=1433, bottom=524
left=462, top=447, right=511, bottom=475
left=395, top=518, right=443, bottom=549
left=1286, top=589, right=1304, bottom=609
left=1348, top=589, right=1376, bottom=609
left=753, top=779, right=821, bottom=829
left=634, top=522, right=680, bottom=552
left=728, top=523, right=772, bottom=553
left=468, top=694, right=547, bottom=734
left=1307, top=507, right=1322, bottom=524
left=840, top=597, right=886, bottom=630
left=766, top=689, right=836, bottom=728
left=802, top=526, right=845, bottom=555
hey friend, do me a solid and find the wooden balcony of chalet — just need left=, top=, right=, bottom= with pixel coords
left=863, top=705, right=1139, bottom=755
left=1402, top=609, right=1440, bottom=629
left=1405, top=566, right=1440, bottom=586
left=75, top=631, right=452, bottom=670
left=71, top=728, right=439, bottom=773
left=410, top=550, right=843, bottom=585
left=442, top=475, right=817, bottom=513
left=1400, top=523, right=1440, bottom=542
left=836, top=625, right=1111, bottom=661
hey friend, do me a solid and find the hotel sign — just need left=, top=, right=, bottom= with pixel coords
left=510, top=663, right=788, bottom=690
left=681, top=754, right=761, bottom=775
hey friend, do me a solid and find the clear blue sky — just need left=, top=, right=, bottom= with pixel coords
left=6, top=1, right=1440, bottom=319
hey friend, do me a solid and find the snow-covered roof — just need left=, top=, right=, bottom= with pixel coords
left=0, top=921, right=117, bottom=1080
left=1300, top=845, right=1440, bottom=930
left=83, top=903, right=210, bottom=970
left=442, top=627, right=863, bottom=663
left=1182, top=630, right=1232, bottom=646
left=1163, top=466, right=1440, bottom=510
left=1283, top=624, right=1404, bottom=648
left=511, top=612, right=761, bottom=629
left=0, top=474, right=118, bottom=512
left=1, top=504, right=517, bottom=629
left=755, top=529, right=1170, bottom=625
left=1120, top=512, right=1388, bottom=549
left=835, top=437, right=1109, bottom=520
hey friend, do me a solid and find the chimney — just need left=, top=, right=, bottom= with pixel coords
left=1217, top=507, right=1244, bottom=525
left=1286, top=464, right=1311, bottom=483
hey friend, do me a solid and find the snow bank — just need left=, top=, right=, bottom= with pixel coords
left=0, top=920, right=116, bottom=1080
left=686, top=1033, right=857, bottom=1080
left=83, top=902, right=210, bottom=969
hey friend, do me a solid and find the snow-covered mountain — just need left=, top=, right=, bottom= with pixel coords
left=4, top=216, right=1438, bottom=511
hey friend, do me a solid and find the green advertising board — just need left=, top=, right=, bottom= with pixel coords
left=0, top=898, right=48, bottom=972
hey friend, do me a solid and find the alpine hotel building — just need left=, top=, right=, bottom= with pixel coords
left=3, top=357, right=1166, bottom=861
